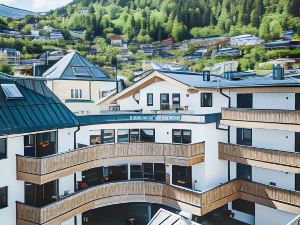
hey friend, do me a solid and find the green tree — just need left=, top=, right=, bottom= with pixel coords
left=171, top=17, right=187, bottom=42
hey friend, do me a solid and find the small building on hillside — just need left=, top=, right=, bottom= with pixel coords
left=50, top=30, right=64, bottom=41
left=0, top=48, right=21, bottom=65
left=42, top=52, right=116, bottom=115
left=230, top=34, right=263, bottom=46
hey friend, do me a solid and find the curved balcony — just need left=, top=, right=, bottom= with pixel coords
left=219, top=143, right=300, bottom=173
left=221, top=108, right=300, bottom=131
left=16, top=180, right=300, bottom=225
left=17, top=142, right=205, bottom=185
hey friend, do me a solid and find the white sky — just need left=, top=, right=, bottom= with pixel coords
left=0, top=0, right=73, bottom=12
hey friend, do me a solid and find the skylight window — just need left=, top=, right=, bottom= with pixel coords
left=72, top=67, right=91, bottom=77
left=1, top=84, right=23, bottom=99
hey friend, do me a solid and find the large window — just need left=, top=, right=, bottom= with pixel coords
left=71, top=89, right=82, bottom=99
left=296, top=174, right=300, bottom=191
left=102, top=130, right=115, bottom=144
left=130, top=163, right=166, bottom=182
left=130, top=129, right=140, bottom=142
left=90, top=135, right=101, bottom=145
left=0, top=139, right=7, bottom=160
left=172, top=93, right=180, bottom=108
left=172, top=166, right=192, bottom=189
left=130, top=164, right=143, bottom=179
left=172, top=129, right=191, bottom=144
left=237, top=94, right=253, bottom=108
left=232, top=199, right=255, bottom=216
left=117, top=129, right=130, bottom=143
left=201, top=93, right=212, bottom=107
left=0, top=186, right=8, bottom=209
left=147, top=93, right=153, bottom=106
left=237, top=163, right=252, bottom=181
left=237, top=128, right=252, bottom=146
left=24, top=132, right=57, bottom=157
left=296, top=94, right=300, bottom=110
left=295, top=132, right=300, bottom=153
left=140, top=129, right=155, bottom=142
left=160, top=94, right=170, bottom=110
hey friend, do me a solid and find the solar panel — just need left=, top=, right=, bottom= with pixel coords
left=1, top=84, right=23, bottom=99
left=72, top=67, right=91, bottom=77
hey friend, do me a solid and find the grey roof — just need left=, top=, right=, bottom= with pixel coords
left=158, top=70, right=300, bottom=89
left=42, top=52, right=113, bottom=81
left=0, top=73, right=79, bottom=136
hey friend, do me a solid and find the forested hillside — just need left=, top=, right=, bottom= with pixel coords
left=40, top=0, right=300, bottom=42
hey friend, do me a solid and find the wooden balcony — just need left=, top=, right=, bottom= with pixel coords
left=16, top=180, right=300, bottom=225
left=219, top=143, right=300, bottom=173
left=221, top=108, right=300, bottom=131
left=16, top=142, right=205, bottom=185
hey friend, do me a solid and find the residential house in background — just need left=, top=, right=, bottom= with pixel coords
left=0, top=48, right=21, bottom=65
left=42, top=51, right=116, bottom=115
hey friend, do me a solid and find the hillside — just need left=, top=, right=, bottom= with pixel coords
left=0, top=4, right=38, bottom=19
left=43, top=0, right=300, bottom=42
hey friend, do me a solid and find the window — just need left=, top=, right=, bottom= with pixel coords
left=296, top=174, right=300, bottom=191
left=71, top=89, right=82, bottom=99
left=130, top=129, right=140, bottom=142
left=237, top=163, right=252, bottom=181
left=172, top=93, right=180, bottom=108
left=102, top=130, right=115, bottom=144
left=0, top=186, right=8, bottom=209
left=172, top=166, right=192, bottom=188
left=117, top=129, right=130, bottom=143
left=172, top=129, right=191, bottom=144
left=143, top=163, right=154, bottom=179
left=296, top=94, right=300, bottom=110
left=295, top=133, right=300, bottom=152
left=90, top=135, right=101, bottom=145
left=24, top=132, right=57, bottom=157
left=147, top=93, right=153, bottom=106
left=237, top=128, right=252, bottom=146
left=160, top=94, right=170, bottom=110
left=154, top=163, right=166, bottom=182
left=109, top=105, right=120, bottom=111
left=1, top=84, right=23, bottom=99
left=130, top=164, right=143, bottom=179
left=201, top=93, right=212, bottom=107
left=0, top=139, right=7, bottom=160
left=72, top=67, right=91, bottom=77
left=237, top=94, right=253, bottom=108
left=232, top=199, right=255, bottom=216
left=140, top=129, right=155, bottom=142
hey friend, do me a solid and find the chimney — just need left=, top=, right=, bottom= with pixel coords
left=272, top=64, right=284, bottom=80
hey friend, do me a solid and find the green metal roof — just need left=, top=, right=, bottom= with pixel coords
left=0, top=74, right=79, bottom=136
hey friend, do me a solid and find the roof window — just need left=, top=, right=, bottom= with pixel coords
left=72, top=67, right=91, bottom=77
left=1, top=84, right=23, bottom=99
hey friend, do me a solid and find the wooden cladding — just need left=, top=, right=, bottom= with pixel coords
left=16, top=180, right=300, bottom=225
left=219, top=143, right=300, bottom=173
left=221, top=108, right=300, bottom=131
left=16, top=142, right=205, bottom=185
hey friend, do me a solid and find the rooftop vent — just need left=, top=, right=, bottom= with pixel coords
left=272, top=64, right=284, bottom=80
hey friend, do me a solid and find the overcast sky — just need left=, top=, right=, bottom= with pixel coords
left=0, top=0, right=73, bottom=12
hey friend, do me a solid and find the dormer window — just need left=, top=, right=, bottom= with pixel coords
left=1, top=84, right=23, bottom=99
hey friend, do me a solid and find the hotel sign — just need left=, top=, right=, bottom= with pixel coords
left=129, top=115, right=181, bottom=121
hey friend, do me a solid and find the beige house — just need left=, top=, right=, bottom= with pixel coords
left=43, top=52, right=116, bottom=115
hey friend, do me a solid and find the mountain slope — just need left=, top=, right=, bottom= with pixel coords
left=0, top=4, right=38, bottom=19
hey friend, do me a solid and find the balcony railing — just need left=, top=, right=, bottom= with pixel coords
left=219, top=143, right=300, bottom=173
left=17, top=142, right=205, bottom=185
left=16, top=179, right=300, bottom=225
left=287, top=216, right=300, bottom=225
left=221, top=108, right=300, bottom=131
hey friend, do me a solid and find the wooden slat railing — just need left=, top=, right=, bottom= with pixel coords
left=221, top=108, right=300, bottom=124
left=16, top=142, right=205, bottom=185
left=219, top=143, right=300, bottom=173
left=16, top=180, right=300, bottom=225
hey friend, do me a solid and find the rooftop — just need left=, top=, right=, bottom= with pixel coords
left=42, top=52, right=113, bottom=81
left=0, top=73, right=79, bottom=136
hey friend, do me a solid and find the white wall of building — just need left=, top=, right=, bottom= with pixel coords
left=0, top=135, right=24, bottom=225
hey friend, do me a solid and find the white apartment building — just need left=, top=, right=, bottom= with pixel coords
left=0, top=67, right=299, bottom=225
